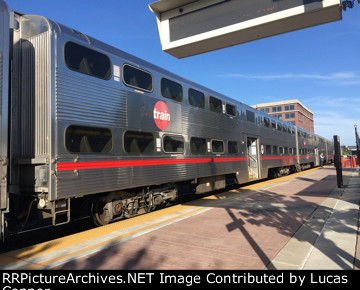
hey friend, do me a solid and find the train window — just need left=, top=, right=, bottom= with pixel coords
left=228, top=141, right=238, bottom=154
left=271, top=121, right=277, bottom=129
left=266, top=145, right=272, bottom=154
left=163, top=135, right=184, bottom=153
left=211, top=140, right=224, bottom=153
left=246, top=110, right=255, bottom=123
left=264, top=117, right=270, bottom=127
left=188, top=88, right=205, bottom=108
left=124, top=131, right=154, bottom=153
left=277, top=123, right=282, bottom=131
left=190, top=137, right=207, bottom=154
left=123, top=64, right=153, bottom=92
left=65, top=125, right=112, bottom=153
left=161, top=78, right=183, bottom=101
left=226, top=104, right=236, bottom=117
left=209, top=96, right=222, bottom=113
left=273, top=146, right=278, bottom=154
left=64, top=42, right=111, bottom=80
left=279, top=147, right=284, bottom=154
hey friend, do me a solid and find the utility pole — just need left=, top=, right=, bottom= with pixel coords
left=334, top=135, right=343, bottom=188
left=355, top=125, right=360, bottom=167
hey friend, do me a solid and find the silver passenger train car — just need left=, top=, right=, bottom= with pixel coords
left=0, top=1, right=333, bottom=240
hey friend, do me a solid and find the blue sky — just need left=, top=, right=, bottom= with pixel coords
left=6, top=0, right=360, bottom=146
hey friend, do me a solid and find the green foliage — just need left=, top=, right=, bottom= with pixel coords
left=341, top=145, right=351, bottom=155
left=342, top=0, right=360, bottom=11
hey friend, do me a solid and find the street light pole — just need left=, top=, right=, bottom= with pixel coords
left=355, top=124, right=360, bottom=167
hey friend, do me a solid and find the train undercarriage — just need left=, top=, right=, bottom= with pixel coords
left=1, top=162, right=320, bottom=240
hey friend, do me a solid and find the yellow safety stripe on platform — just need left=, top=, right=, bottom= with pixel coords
left=0, top=167, right=320, bottom=269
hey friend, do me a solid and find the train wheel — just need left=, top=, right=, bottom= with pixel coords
left=91, top=200, right=111, bottom=226
left=91, top=191, right=131, bottom=226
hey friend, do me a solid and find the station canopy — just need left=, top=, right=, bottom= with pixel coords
left=149, top=0, right=342, bottom=58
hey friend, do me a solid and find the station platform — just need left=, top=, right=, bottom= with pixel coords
left=1, top=166, right=359, bottom=270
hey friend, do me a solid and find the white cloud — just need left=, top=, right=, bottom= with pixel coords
left=220, top=72, right=359, bottom=83
left=310, top=95, right=360, bottom=107
left=314, top=110, right=358, bottom=146
left=218, top=72, right=360, bottom=145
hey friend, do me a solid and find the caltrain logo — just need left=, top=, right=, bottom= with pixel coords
left=153, top=101, right=170, bottom=130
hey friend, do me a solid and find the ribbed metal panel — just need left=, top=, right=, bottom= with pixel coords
left=0, top=54, right=2, bottom=111
left=55, top=162, right=238, bottom=198
left=20, top=32, right=50, bottom=158
left=56, top=71, right=127, bottom=127
left=181, top=106, right=237, bottom=139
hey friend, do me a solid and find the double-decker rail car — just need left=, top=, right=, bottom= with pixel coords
left=0, top=1, right=333, bottom=240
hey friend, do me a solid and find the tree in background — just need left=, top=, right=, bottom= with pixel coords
left=342, top=0, right=360, bottom=10
left=341, top=145, right=352, bottom=156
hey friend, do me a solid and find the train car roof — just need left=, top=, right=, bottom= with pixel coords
left=19, top=14, right=331, bottom=144
left=22, top=14, right=240, bottom=107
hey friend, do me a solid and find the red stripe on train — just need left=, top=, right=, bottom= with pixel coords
left=57, top=155, right=317, bottom=171
left=57, top=157, right=248, bottom=171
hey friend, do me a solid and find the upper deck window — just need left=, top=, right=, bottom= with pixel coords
left=264, top=117, right=270, bottom=127
left=161, top=78, right=183, bottom=102
left=188, top=88, right=205, bottom=108
left=226, top=104, right=236, bottom=117
left=209, top=96, right=222, bottom=113
left=271, top=120, right=277, bottom=129
left=246, top=110, right=255, bottom=123
left=123, top=64, right=153, bottom=92
left=64, top=42, right=111, bottom=80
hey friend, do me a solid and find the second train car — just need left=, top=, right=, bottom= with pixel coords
left=0, top=1, right=333, bottom=240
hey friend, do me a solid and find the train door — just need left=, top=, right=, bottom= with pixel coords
left=247, top=137, right=259, bottom=179
left=314, top=147, right=320, bottom=166
left=0, top=0, right=9, bottom=240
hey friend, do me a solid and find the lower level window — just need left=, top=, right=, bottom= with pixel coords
left=190, top=137, right=207, bottom=154
left=65, top=125, right=113, bottom=153
left=163, top=135, right=184, bottom=153
left=212, top=140, right=224, bottom=153
left=124, top=131, right=154, bottom=153
left=228, top=141, right=238, bottom=154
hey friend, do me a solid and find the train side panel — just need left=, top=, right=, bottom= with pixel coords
left=0, top=7, right=335, bottom=238
left=0, top=0, right=9, bottom=239
left=0, top=0, right=8, bottom=205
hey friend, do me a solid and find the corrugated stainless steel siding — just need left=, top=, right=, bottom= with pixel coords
left=56, top=71, right=127, bottom=127
left=20, top=32, right=50, bottom=158
left=181, top=106, right=238, bottom=139
left=55, top=161, right=237, bottom=198
left=0, top=54, right=2, bottom=110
